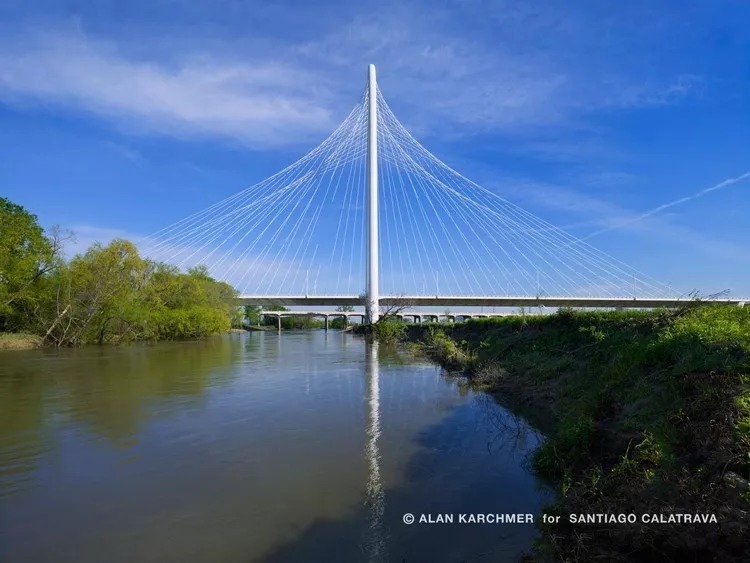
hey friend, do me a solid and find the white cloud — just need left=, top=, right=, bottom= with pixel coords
left=0, top=5, right=700, bottom=149
left=295, top=5, right=699, bottom=139
left=0, top=31, right=337, bottom=147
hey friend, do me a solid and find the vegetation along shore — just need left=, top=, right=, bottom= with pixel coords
left=368, top=306, right=750, bottom=562
left=1, top=197, right=239, bottom=346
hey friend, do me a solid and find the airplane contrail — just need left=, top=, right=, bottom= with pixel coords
left=579, top=170, right=750, bottom=241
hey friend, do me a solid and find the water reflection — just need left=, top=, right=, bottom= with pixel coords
left=475, top=393, right=544, bottom=457
left=0, top=338, right=237, bottom=498
left=364, top=341, right=385, bottom=561
left=0, top=333, right=551, bottom=563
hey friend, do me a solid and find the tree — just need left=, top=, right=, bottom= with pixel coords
left=243, top=305, right=262, bottom=326
left=0, top=198, right=68, bottom=331
left=1, top=197, right=239, bottom=345
left=260, top=302, right=288, bottom=327
left=64, top=239, right=149, bottom=344
left=378, top=296, right=413, bottom=323
left=35, top=242, right=237, bottom=345
left=231, top=307, right=244, bottom=328
left=329, top=304, right=355, bottom=329
left=187, top=264, right=213, bottom=280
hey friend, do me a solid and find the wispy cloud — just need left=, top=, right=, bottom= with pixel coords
left=0, top=3, right=701, bottom=149
left=102, top=141, right=145, bottom=165
left=579, top=171, right=750, bottom=241
left=0, top=31, right=337, bottom=147
left=295, top=4, right=700, bottom=139
left=495, top=178, right=750, bottom=264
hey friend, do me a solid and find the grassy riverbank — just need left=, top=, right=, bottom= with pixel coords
left=0, top=332, right=42, bottom=350
left=397, top=305, right=750, bottom=562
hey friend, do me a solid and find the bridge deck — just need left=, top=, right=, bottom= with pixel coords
left=237, top=295, right=745, bottom=309
left=257, top=311, right=508, bottom=318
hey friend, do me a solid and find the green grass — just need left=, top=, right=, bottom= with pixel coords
left=403, top=305, right=750, bottom=561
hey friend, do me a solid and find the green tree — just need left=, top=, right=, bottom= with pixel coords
left=1, top=196, right=241, bottom=345
left=36, top=242, right=237, bottom=345
left=330, top=305, right=354, bottom=329
left=262, top=302, right=288, bottom=327
left=63, top=239, right=149, bottom=344
left=0, top=198, right=62, bottom=330
left=243, top=305, right=262, bottom=326
left=231, top=307, right=244, bottom=328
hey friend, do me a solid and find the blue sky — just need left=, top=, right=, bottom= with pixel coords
left=1, top=0, right=749, bottom=296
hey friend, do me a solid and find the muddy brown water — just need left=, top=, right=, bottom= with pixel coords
left=0, top=331, right=551, bottom=562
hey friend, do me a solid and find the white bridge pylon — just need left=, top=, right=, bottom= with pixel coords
left=141, top=65, right=685, bottom=316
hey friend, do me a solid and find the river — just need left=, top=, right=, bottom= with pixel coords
left=0, top=331, right=551, bottom=562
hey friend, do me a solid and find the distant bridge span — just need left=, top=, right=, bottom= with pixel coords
left=237, top=295, right=746, bottom=309
left=254, top=309, right=518, bottom=330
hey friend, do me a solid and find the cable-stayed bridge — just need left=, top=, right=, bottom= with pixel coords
left=141, top=65, right=745, bottom=320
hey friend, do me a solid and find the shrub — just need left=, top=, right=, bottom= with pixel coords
left=372, top=319, right=406, bottom=343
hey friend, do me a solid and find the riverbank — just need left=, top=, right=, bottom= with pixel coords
left=0, top=328, right=249, bottom=349
left=394, top=306, right=750, bottom=561
left=0, top=332, right=42, bottom=350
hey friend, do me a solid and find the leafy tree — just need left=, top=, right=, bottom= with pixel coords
left=59, top=239, right=148, bottom=344
left=35, top=241, right=237, bottom=345
left=0, top=198, right=62, bottom=330
left=231, top=307, right=244, bottom=328
left=187, top=264, right=213, bottom=280
left=1, top=196, right=240, bottom=345
left=243, top=305, right=262, bottom=326
left=261, top=302, right=288, bottom=327
left=329, top=305, right=355, bottom=329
